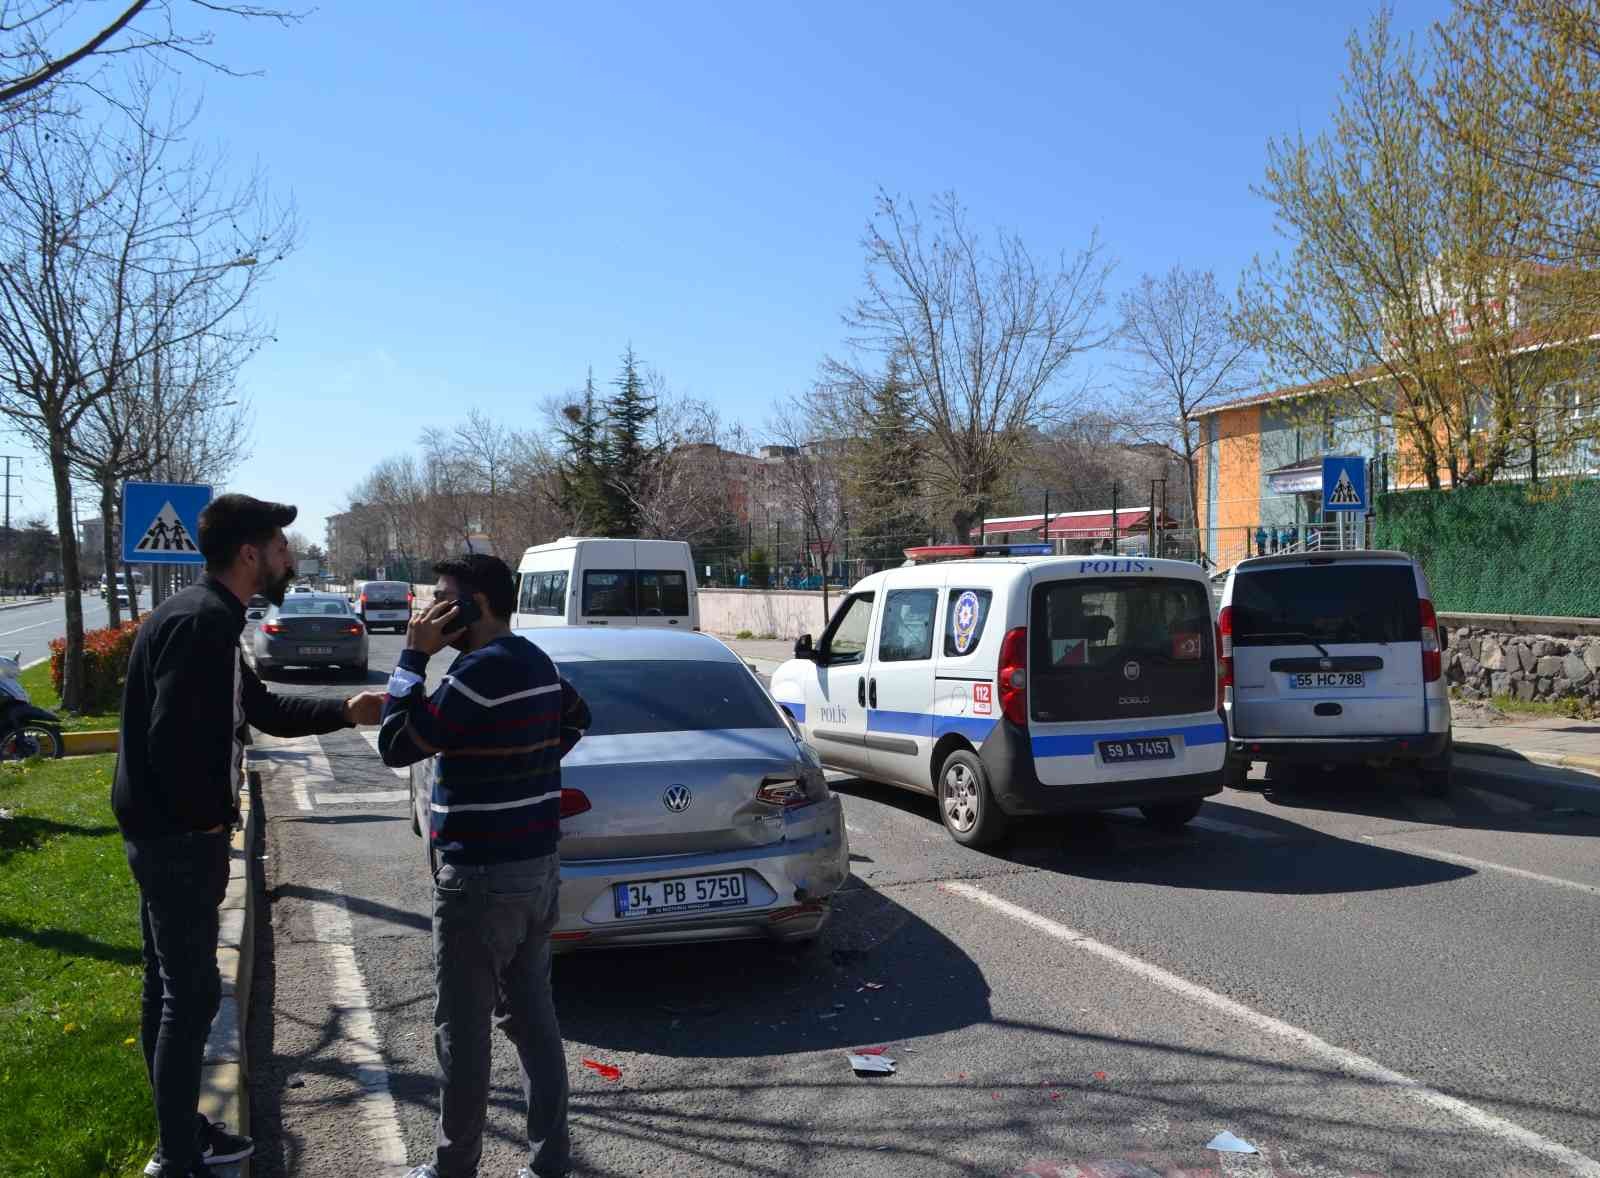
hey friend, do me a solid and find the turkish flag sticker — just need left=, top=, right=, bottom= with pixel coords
left=1171, top=632, right=1202, bottom=661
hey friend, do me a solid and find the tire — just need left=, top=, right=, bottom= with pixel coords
left=1, top=723, right=62, bottom=760
left=1139, top=798, right=1204, bottom=829
left=936, top=748, right=1008, bottom=848
left=351, top=661, right=369, bottom=681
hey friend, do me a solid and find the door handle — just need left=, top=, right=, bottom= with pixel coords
left=869, top=678, right=878, bottom=708
left=857, top=676, right=866, bottom=706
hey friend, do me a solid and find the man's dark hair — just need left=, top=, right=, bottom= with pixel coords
left=435, top=553, right=516, bottom=621
left=198, top=494, right=297, bottom=573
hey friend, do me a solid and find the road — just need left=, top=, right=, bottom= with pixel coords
left=0, top=591, right=138, bottom=666
left=245, top=626, right=1600, bottom=1178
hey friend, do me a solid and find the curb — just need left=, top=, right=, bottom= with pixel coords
left=62, top=729, right=118, bottom=756
left=0, top=596, right=47, bottom=612
left=1457, top=740, right=1600, bottom=777
left=200, top=763, right=259, bottom=1178
left=1456, top=748, right=1600, bottom=812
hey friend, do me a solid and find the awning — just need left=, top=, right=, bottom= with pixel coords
left=973, top=508, right=1177, bottom=541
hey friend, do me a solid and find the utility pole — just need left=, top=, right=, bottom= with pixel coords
left=1110, top=481, right=1120, bottom=556
left=0, top=455, right=20, bottom=596
left=1042, top=490, right=1052, bottom=555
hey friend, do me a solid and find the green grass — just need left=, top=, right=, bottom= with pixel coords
left=19, top=661, right=120, bottom=733
left=1487, top=692, right=1597, bottom=720
left=0, top=754, right=156, bottom=1177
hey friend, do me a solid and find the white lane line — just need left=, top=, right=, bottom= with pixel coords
left=945, top=881, right=1600, bottom=1177
left=1358, top=838, right=1600, bottom=898
left=313, top=790, right=408, bottom=806
left=356, top=727, right=407, bottom=778
left=306, top=886, right=409, bottom=1167
left=1463, top=786, right=1533, bottom=815
left=249, top=732, right=335, bottom=812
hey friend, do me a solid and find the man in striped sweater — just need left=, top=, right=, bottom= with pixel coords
left=379, top=554, right=590, bottom=1178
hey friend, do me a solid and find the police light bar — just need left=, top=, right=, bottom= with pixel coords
left=904, top=543, right=1054, bottom=563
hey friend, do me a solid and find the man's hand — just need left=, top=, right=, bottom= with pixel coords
left=406, top=598, right=463, bottom=657
left=343, top=691, right=386, bottom=727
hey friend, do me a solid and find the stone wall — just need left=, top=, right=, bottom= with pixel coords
left=1446, top=626, right=1600, bottom=703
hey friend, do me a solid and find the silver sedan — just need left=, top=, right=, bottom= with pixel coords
left=409, top=627, right=849, bottom=950
left=253, top=593, right=370, bottom=679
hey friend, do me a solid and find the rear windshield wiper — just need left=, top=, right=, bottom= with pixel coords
left=1241, top=630, right=1331, bottom=658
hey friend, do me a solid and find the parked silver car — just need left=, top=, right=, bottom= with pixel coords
left=408, top=627, right=849, bottom=950
left=253, top=593, right=369, bottom=678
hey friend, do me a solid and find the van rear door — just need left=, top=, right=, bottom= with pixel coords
left=1228, top=560, right=1422, bottom=738
left=1027, top=574, right=1223, bottom=787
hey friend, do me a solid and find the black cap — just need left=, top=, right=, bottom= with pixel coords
left=198, top=493, right=297, bottom=570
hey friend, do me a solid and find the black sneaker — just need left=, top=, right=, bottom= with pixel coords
left=199, top=1120, right=254, bottom=1165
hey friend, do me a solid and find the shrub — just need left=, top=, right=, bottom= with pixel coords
left=49, top=621, right=140, bottom=714
left=735, top=630, right=755, bottom=640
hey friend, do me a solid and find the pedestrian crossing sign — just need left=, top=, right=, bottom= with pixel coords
left=121, top=481, right=213, bottom=565
left=1321, top=456, right=1367, bottom=513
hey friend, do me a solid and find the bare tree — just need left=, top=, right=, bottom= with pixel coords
left=0, top=93, right=290, bottom=707
left=0, top=1, right=304, bottom=111
left=1115, top=266, right=1255, bottom=560
left=827, top=190, right=1112, bottom=539
left=766, top=397, right=843, bottom=619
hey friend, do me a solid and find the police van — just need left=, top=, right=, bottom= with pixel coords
left=769, top=545, right=1226, bottom=847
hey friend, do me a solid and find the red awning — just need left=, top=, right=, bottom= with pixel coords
left=973, top=509, right=1174, bottom=541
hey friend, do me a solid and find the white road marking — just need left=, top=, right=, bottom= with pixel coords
left=946, top=881, right=1600, bottom=1177
left=356, top=727, right=407, bottom=778
left=306, top=885, right=409, bottom=1167
left=1358, top=838, right=1600, bottom=898
left=249, top=732, right=335, bottom=812
left=313, top=790, right=408, bottom=806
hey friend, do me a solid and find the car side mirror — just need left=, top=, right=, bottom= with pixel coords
left=794, top=634, right=815, bottom=660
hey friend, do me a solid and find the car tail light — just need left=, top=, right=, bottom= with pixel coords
left=550, top=930, right=591, bottom=941
left=343, top=623, right=362, bottom=636
left=1218, top=607, right=1234, bottom=694
left=262, top=621, right=284, bottom=635
left=997, top=626, right=1027, bottom=726
left=559, top=788, right=591, bottom=819
left=1420, top=598, right=1441, bottom=683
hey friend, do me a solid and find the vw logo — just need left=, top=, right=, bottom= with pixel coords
left=662, top=785, right=693, bottom=813
left=1122, top=660, right=1142, bottom=682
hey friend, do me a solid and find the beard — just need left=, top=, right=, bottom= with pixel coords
left=262, top=566, right=295, bottom=606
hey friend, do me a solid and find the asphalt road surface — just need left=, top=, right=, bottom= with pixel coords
left=245, top=625, right=1600, bottom=1178
left=0, top=591, right=135, bottom=666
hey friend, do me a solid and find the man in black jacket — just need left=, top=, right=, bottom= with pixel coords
left=113, top=494, right=386, bottom=1178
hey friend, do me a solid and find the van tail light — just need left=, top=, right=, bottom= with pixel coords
left=1218, top=607, right=1235, bottom=696
left=559, top=788, right=592, bottom=818
left=1420, top=598, right=1442, bottom=683
left=997, top=626, right=1028, bottom=726
left=262, top=621, right=284, bottom=635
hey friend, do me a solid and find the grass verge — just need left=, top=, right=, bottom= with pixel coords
left=19, top=661, right=120, bottom=733
left=0, top=754, right=155, bottom=1177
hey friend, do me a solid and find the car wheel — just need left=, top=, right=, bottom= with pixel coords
left=351, top=661, right=369, bottom=681
left=937, top=749, right=1008, bottom=848
left=1139, top=798, right=1204, bottom=829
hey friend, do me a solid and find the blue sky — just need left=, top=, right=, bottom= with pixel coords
left=12, top=0, right=1454, bottom=544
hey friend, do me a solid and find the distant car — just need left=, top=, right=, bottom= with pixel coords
left=407, top=627, right=848, bottom=951
left=253, top=593, right=368, bottom=679
left=357, top=579, right=413, bottom=633
left=290, top=584, right=314, bottom=593
left=245, top=594, right=269, bottom=621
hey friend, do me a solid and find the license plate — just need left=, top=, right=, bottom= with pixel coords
left=299, top=645, right=333, bottom=656
left=614, top=872, right=747, bottom=918
left=1098, top=737, right=1175, bottom=763
left=1291, top=671, right=1365, bottom=689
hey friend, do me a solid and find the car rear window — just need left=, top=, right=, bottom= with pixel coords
left=581, top=570, right=690, bottom=617
left=1030, top=577, right=1216, bottom=723
left=555, top=660, right=782, bottom=735
left=1230, top=564, right=1419, bottom=646
left=279, top=598, right=349, bottom=616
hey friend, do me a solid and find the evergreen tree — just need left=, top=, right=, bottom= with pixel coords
left=603, top=345, right=659, bottom=537
left=556, top=371, right=616, bottom=533
left=846, top=354, right=928, bottom=563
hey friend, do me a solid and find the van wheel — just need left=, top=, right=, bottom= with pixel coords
left=1139, top=799, right=1204, bottom=829
left=937, top=749, right=1008, bottom=848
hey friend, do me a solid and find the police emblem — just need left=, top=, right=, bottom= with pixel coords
left=952, top=591, right=981, bottom=654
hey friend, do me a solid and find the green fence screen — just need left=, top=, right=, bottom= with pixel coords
left=1373, top=479, right=1600, bottom=618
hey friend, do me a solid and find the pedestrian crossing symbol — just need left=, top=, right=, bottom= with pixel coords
left=1321, top=456, right=1367, bottom=513
left=134, top=501, right=199, bottom=554
left=121, top=480, right=212, bottom=565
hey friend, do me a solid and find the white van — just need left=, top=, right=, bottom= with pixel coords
left=513, top=538, right=700, bottom=631
left=1218, top=549, right=1452, bottom=794
left=769, top=545, right=1226, bottom=847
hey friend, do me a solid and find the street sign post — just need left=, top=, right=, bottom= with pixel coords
left=122, top=481, right=212, bottom=565
left=1321, top=456, right=1367, bottom=514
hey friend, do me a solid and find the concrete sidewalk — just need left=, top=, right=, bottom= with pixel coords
left=719, top=635, right=794, bottom=675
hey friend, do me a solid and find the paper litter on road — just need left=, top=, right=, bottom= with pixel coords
left=854, top=1045, right=888, bottom=1055
left=848, top=1052, right=896, bottom=1075
left=1205, top=1130, right=1259, bottom=1153
left=581, top=1058, right=622, bottom=1082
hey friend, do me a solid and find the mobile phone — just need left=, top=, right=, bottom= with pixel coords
left=441, top=594, right=482, bottom=630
